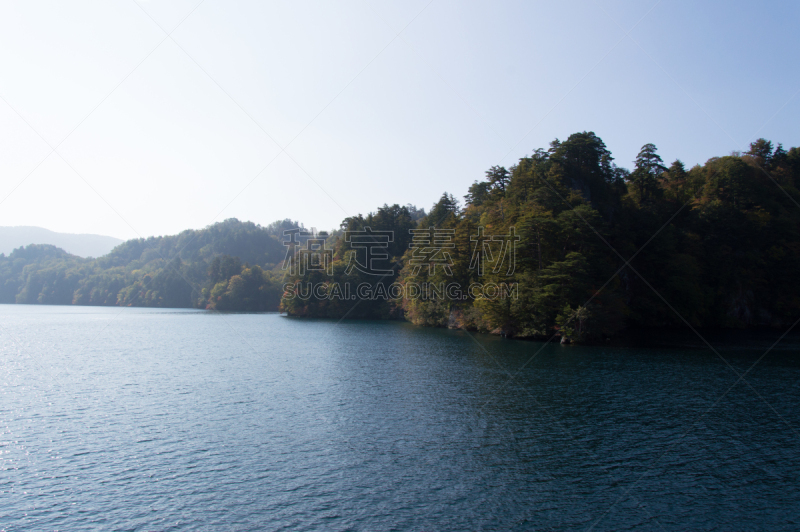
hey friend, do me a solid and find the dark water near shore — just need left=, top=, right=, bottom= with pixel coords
left=1, top=305, right=799, bottom=531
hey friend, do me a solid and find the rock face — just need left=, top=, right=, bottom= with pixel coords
left=726, top=289, right=787, bottom=328
left=447, top=307, right=506, bottom=336
left=447, top=308, right=464, bottom=329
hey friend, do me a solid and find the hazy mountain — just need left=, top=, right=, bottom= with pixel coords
left=0, top=218, right=296, bottom=308
left=0, top=226, right=123, bottom=258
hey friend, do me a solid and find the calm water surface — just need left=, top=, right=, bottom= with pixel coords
left=1, top=305, right=799, bottom=531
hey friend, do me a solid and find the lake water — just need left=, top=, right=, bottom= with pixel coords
left=1, top=305, right=799, bottom=531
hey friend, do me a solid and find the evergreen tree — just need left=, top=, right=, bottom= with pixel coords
left=629, top=143, right=667, bottom=203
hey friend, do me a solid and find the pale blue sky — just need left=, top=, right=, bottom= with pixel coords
left=0, top=0, right=798, bottom=239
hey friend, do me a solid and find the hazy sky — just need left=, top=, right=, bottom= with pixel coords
left=1, top=0, right=798, bottom=239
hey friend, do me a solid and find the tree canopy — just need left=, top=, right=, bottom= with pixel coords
left=3, top=134, right=799, bottom=343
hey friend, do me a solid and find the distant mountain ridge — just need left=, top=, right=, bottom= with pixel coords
left=0, top=226, right=123, bottom=258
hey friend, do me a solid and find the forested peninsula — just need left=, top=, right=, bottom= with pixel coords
left=3, top=132, right=799, bottom=343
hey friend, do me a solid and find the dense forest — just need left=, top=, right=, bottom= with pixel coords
left=0, top=218, right=296, bottom=311
left=3, top=132, right=799, bottom=342
left=282, top=133, right=800, bottom=342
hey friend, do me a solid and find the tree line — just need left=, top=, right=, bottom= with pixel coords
left=282, top=133, right=800, bottom=343
left=2, top=132, right=799, bottom=343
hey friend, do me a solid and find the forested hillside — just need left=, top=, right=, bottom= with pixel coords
left=3, top=132, right=799, bottom=343
left=282, top=133, right=800, bottom=342
left=0, top=219, right=300, bottom=309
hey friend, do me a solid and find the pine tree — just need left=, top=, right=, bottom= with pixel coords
left=630, top=143, right=667, bottom=202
